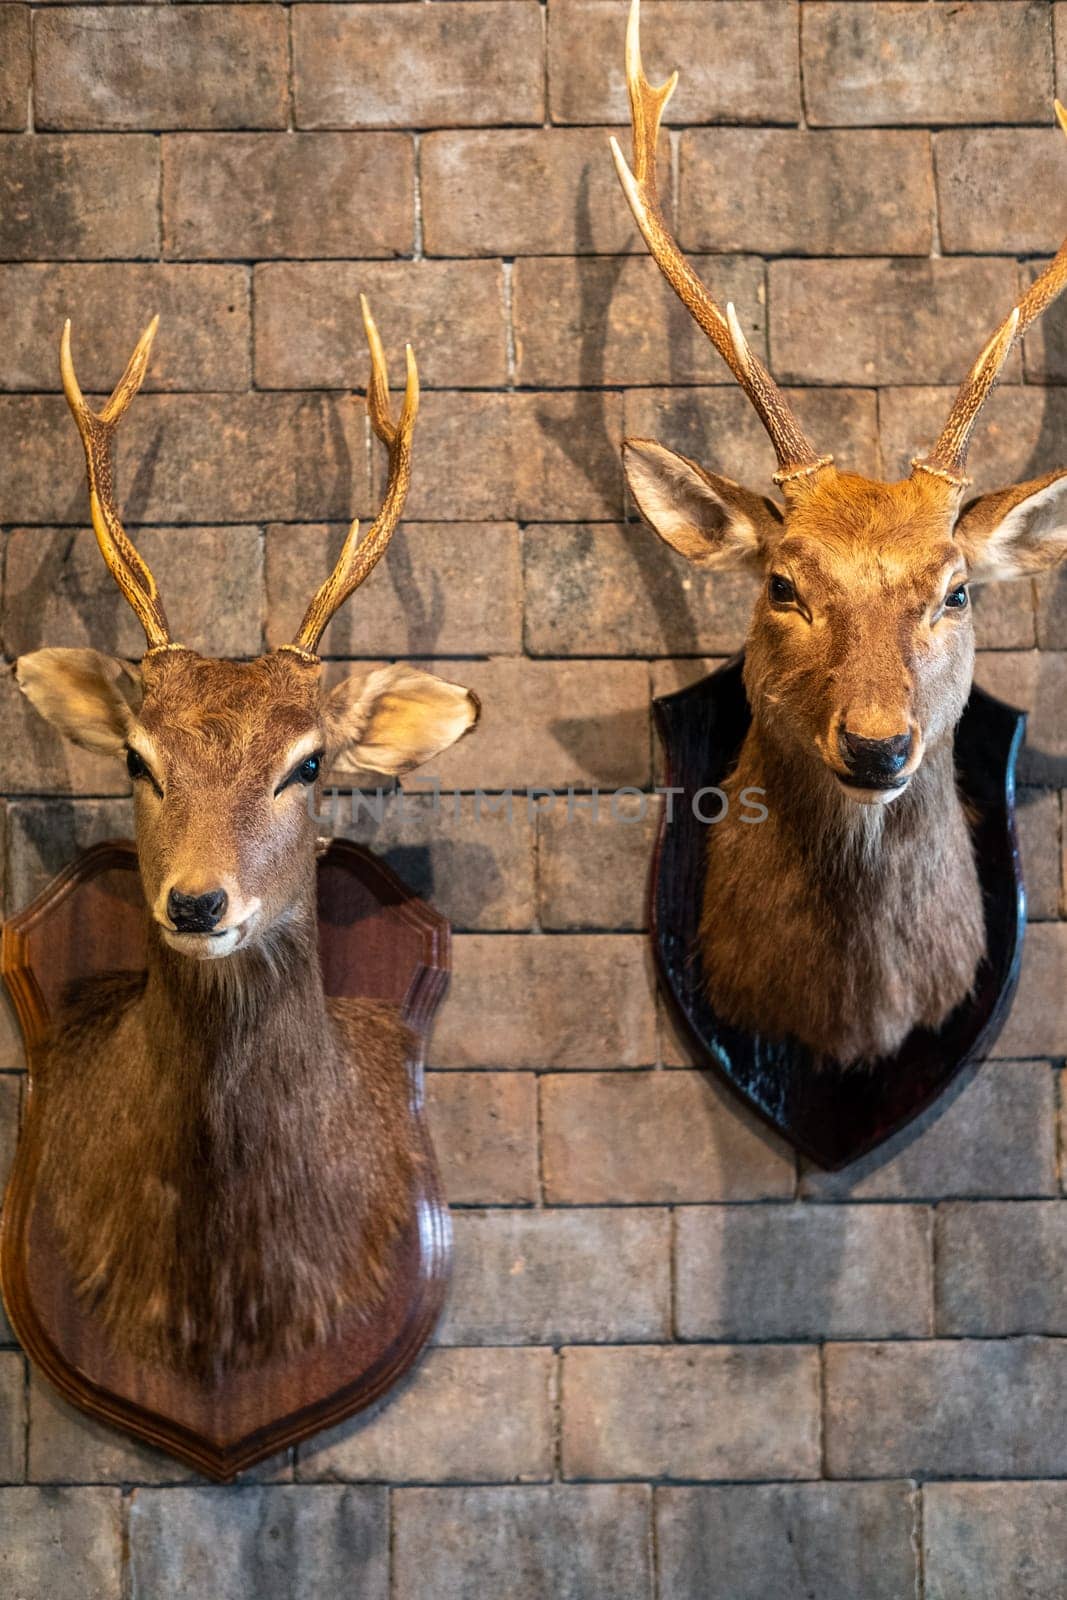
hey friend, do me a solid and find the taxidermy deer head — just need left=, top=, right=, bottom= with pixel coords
left=18, top=301, right=477, bottom=960
left=613, top=0, right=1067, bottom=1063
left=13, top=304, right=476, bottom=1376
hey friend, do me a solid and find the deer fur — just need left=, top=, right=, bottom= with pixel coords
left=18, top=646, right=477, bottom=1376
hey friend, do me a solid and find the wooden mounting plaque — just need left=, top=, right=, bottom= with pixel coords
left=0, top=838, right=452, bottom=1481
left=652, top=656, right=1027, bottom=1170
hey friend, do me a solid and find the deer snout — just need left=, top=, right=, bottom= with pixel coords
left=837, top=726, right=914, bottom=787
left=167, top=887, right=228, bottom=934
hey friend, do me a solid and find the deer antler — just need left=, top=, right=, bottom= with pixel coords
left=289, top=296, right=419, bottom=656
left=610, top=0, right=830, bottom=486
left=913, top=100, right=1067, bottom=487
left=61, top=317, right=173, bottom=652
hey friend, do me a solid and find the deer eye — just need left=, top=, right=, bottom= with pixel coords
left=769, top=574, right=797, bottom=606
left=276, top=751, right=323, bottom=795
left=944, top=584, right=969, bottom=610
left=125, top=746, right=162, bottom=797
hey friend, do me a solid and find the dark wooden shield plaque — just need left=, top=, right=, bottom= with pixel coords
left=652, top=656, right=1027, bottom=1170
left=0, top=838, right=451, bottom=1480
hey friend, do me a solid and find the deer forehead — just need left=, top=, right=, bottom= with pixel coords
left=136, top=651, right=324, bottom=776
left=776, top=473, right=964, bottom=591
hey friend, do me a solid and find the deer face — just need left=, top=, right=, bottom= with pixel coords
left=18, top=647, right=477, bottom=959
left=16, top=298, right=477, bottom=955
left=626, top=443, right=1067, bottom=804
left=614, top=0, right=1067, bottom=804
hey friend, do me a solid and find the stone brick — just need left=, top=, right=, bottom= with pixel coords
left=28, top=1376, right=198, bottom=1487
left=804, top=3, right=1053, bottom=128
left=541, top=1070, right=794, bottom=1203
left=0, top=1488, right=121, bottom=1600
left=297, top=1348, right=553, bottom=1482
left=0, top=1073, right=20, bottom=1340
left=430, top=935, right=656, bottom=1069
left=1037, top=565, right=1067, bottom=650
left=254, top=261, right=507, bottom=390
left=293, top=3, right=543, bottom=129
left=7, top=800, right=132, bottom=912
left=1018, top=788, right=1062, bottom=920
left=0, top=1352, right=25, bottom=1482
left=825, top=1339, right=1067, bottom=1477
left=0, top=1075, right=20, bottom=1195
left=0, top=394, right=368, bottom=526
left=546, top=0, right=799, bottom=126
left=0, top=1086, right=17, bottom=1342
left=562, top=1345, right=820, bottom=1480
left=975, top=652, right=1067, bottom=788
left=162, top=133, right=414, bottom=260
left=0, top=666, right=130, bottom=797
left=936, top=129, right=1067, bottom=256
left=4, top=526, right=264, bottom=661
left=971, top=581, right=1036, bottom=651
left=420, top=658, right=652, bottom=792
left=536, top=792, right=659, bottom=932
left=326, top=792, right=535, bottom=932
left=657, top=1483, right=919, bottom=1600
left=35, top=7, right=289, bottom=131
left=0, top=7, right=29, bottom=131
left=425, top=1071, right=539, bottom=1205
left=421, top=129, right=651, bottom=256
left=675, top=1203, right=933, bottom=1341
left=387, top=393, right=513, bottom=520
left=680, top=129, right=932, bottom=256
left=523, top=523, right=756, bottom=658
left=880, top=387, right=1067, bottom=493
left=393, top=1485, right=653, bottom=1600
left=510, top=390, right=625, bottom=522
left=265, top=523, right=521, bottom=658
left=801, top=1061, right=1057, bottom=1200
left=937, top=1202, right=1067, bottom=1336
left=624, top=385, right=881, bottom=487
left=511, top=255, right=767, bottom=387
left=0, top=135, right=159, bottom=259
left=127, top=1486, right=386, bottom=1600
left=0, top=265, right=250, bottom=392
left=769, top=258, right=1022, bottom=386
left=439, top=1208, right=670, bottom=1344
left=924, top=1481, right=1067, bottom=1600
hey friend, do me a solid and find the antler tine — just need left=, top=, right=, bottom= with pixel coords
left=290, top=297, right=419, bottom=656
left=60, top=317, right=172, bottom=651
left=610, top=0, right=829, bottom=485
left=914, top=99, right=1067, bottom=486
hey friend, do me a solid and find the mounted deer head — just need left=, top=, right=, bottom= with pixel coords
left=613, top=0, right=1067, bottom=805
left=9, top=303, right=475, bottom=1378
left=17, top=300, right=478, bottom=961
left=612, top=0, right=1067, bottom=1064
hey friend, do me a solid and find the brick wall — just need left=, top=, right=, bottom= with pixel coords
left=2, top=2, right=1067, bottom=1596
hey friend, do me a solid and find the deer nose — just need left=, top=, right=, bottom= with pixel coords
left=167, top=887, right=228, bottom=933
left=838, top=727, right=913, bottom=784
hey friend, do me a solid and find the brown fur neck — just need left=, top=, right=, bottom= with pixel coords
left=700, top=720, right=985, bottom=1064
left=40, top=895, right=420, bottom=1379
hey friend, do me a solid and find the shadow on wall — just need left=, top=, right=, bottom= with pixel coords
left=545, top=173, right=709, bottom=776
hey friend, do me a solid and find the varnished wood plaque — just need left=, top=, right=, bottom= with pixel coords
left=0, top=838, right=451, bottom=1480
left=652, top=656, right=1027, bottom=1170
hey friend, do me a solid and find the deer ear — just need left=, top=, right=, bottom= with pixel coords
left=326, top=664, right=479, bottom=777
left=623, top=438, right=782, bottom=572
left=16, top=648, right=142, bottom=757
left=955, top=469, right=1067, bottom=582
